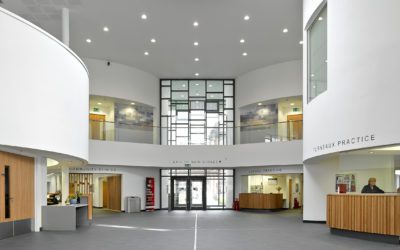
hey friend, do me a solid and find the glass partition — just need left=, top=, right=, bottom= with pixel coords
left=89, top=95, right=155, bottom=144
left=240, top=96, right=302, bottom=144
left=161, top=79, right=235, bottom=145
left=308, top=5, right=327, bottom=102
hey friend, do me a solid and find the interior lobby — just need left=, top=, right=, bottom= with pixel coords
left=0, top=0, right=399, bottom=249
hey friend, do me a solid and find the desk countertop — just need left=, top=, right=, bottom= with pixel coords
left=48, top=204, right=88, bottom=208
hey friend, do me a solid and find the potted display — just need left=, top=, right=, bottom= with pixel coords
left=68, top=194, right=77, bottom=204
left=276, top=186, right=282, bottom=193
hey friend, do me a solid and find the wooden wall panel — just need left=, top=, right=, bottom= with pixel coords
left=0, top=151, right=34, bottom=223
left=327, top=194, right=400, bottom=236
left=107, top=175, right=121, bottom=211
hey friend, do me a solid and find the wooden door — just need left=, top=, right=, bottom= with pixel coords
left=102, top=180, right=108, bottom=208
left=288, top=179, right=292, bottom=209
left=89, top=114, right=106, bottom=140
left=287, top=114, right=303, bottom=140
left=0, top=151, right=34, bottom=223
left=107, top=175, right=121, bottom=211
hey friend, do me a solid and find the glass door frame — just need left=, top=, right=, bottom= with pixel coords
left=171, top=176, right=206, bottom=210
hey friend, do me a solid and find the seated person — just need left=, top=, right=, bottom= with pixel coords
left=361, top=177, right=384, bottom=193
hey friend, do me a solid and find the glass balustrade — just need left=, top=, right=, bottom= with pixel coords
left=89, top=119, right=302, bottom=145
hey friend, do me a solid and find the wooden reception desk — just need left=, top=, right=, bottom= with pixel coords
left=327, top=194, right=400, bottom=240
left=239, top=193, right=283, bottom=209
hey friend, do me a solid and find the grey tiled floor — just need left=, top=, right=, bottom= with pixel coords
left=0, top=209, right=398, bottom=250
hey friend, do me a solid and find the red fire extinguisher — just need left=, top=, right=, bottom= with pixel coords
left=232, top=198, right=240, bottom=211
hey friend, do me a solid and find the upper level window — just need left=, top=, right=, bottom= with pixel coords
left=161, top=79, right=235, bottom=145
left=308, top=6, right=327, bottom=102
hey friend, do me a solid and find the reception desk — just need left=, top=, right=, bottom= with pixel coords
left=239, top=193, right=283, bottom=209
left=327, top=194, right=400, bottom=243
left=42, top=204, right=90, bottom=231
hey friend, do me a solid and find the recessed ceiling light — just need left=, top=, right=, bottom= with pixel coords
left=150, top=38, right=156, bottom=43
left=86, top=38, right=92, bottom=43
left=193, top=21, right=199, bottom=27
left=311, top=73, right=315, bottom=77
left=325, top=59, right=328, bottom=63
left=299, top=40, right=303, bottom=45
left=141, top=14, right=147, bottom=20
left=290, top=103, right=295, bottom=106
left=369, top=151, right=374, bottom=154
left=318, top=16, right=323, bottom=21
left=194, top=58, right=199, bottom=62
left=258, top=103, right=262, bottom=106
left=209, top=84, right=212, bottom=87
left=282, top=28, right=288, bottom=33
left=194, top=41, right=199, bottom=46
left=195, top=73, right=199, bottom=76
left=97, top=102, right=102, bottom=105
left=242, top=52, right=248, bottom=56
left=244, top=15, right=250, bottom=21
left=103, top=26, right=109, bottom=32
left=144, top=51, right=149, bottom=56
left=181, top=95, right=184, bottom=98
left=131, top=102, right=135, bottom=105
left=196, top=93, right=199, bottom=96
left=240, top=39, right=245, bottom=43
left=182, top=84, right=186, bottom=87
left=195, top=83, right=199, bottom=86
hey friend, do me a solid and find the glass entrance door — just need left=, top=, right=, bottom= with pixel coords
left=172, top=179, right=188, bottom=209
left=171, top=177, right=206, bottom=210
left=190, top=179, right=205, bottom=210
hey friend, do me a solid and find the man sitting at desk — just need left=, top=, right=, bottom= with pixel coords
left=361, top=177, right=384, bottom=193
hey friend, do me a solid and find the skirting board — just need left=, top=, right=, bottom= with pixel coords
left=303, top=220, right=326, bottom=224
left=331, top=228, right=400, bottom=245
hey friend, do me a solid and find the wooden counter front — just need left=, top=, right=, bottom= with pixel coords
left=327, top=194, right=400, bottom=236
left=239, top=193, right=283, bottom=209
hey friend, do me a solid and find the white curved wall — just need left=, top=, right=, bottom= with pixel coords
left=236, top=60, right=302, bottom=108
left=302, top=0, right=400, bottom=222
left=85, top=58, right=159, bottom=124
left=303, top=0, right=400, bottom=161
left=89, top=140, right=302, bottom=168
left=0, top=7, right=89, bottom=162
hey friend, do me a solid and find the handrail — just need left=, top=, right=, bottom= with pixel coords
left=0, top=7, right=88, bottom=74
left=89, top=119, right=302, bottom=129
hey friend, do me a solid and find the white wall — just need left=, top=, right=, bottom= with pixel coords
left=303, top=0, right=400, bottom=160
left=303, top=156, right=339, bottom=221
left=85, top=58, right=160, bottom=142
left=90, top=140, right=303, bottom=168
left=71, top=166, right=160, bottom=210
left=0, top=8, right=89, bottom=163
left=236, top=60, right=302, bottom=108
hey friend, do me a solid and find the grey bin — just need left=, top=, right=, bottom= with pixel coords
left=125, top=196, right=141, bottom=213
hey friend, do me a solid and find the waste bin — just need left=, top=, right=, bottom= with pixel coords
left=125, top=196, right=141, bottom=213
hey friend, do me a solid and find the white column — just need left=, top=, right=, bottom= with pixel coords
left=33, top=156, right=47, bottom=232
left=62, top=8, right=70, bottom=46
left=61, top=166, right=69, bottom=204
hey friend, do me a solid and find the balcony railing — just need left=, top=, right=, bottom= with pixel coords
left=89, top=120, right=302, bottom=145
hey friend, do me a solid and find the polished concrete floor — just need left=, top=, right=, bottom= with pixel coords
left=0, top=209, right=398, bottom=250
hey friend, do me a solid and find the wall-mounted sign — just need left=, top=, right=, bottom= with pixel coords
left=69, top=167, right=118, bottom=173
left=171, top=159, right=223, bottom=165
left=242, top=165, right=303, bottom=175
left=312, top=134, right=376, bottom=153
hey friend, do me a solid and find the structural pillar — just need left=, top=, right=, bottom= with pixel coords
left=62, top=7, right=70, bottom=46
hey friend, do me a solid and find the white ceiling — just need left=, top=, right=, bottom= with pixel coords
left=1, top=0, right=303, bottom=78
